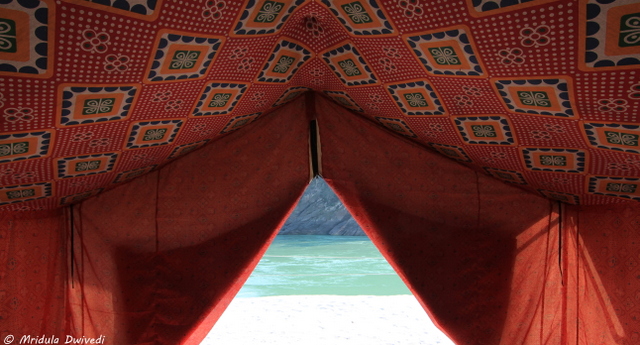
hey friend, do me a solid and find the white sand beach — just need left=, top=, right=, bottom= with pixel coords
left=203, top=295, right=456, bottom=345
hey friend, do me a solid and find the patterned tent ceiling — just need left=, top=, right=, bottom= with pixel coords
left=1, top=0, right=640, bottom=210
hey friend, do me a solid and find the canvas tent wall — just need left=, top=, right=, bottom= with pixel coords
left=2, top=0, right=640, bottom=344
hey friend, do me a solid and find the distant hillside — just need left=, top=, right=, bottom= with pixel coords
left=279, top=178, right=365, bottom=236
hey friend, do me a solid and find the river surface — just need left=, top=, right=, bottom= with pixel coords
left=236, top=235, right=412, bottom=297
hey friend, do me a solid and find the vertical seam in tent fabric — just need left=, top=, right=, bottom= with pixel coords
left=78, top=203, right=85, bottom=333
left=558, top=201, right=564, bottom=287
left=541, top=201, right=553, bottom=343
left=575, top=209, right=580, bottom=344
left=70, top=204, right=74, bottom=289
left=560, top=207, right=568, bottom=345
left=155, top=171, right=160, bottom=253
left=474, top=171, right=480, bottom=230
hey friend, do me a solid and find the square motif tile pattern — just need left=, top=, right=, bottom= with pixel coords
left=583, top=122, right=640, bottom=154
left=233, top=0, right=306, bottom=35
left=0, top=0, right=52, bottom=77
left=56, top=153, right=119, bottom=179
left=387, top=80, right=447, bottom=116
left=521, top=148, right=587, bottom=173
left=0, top=182, right=52, bottom=206
left=321, top=0, right=394, bottom=36
left=453, top=115, right=515, bottom=145
left=146, top=31, right=223, bottom=82
left=588, top=176, right=640, bottom=201
left=256, top=39, right=312, bottom=83
left=405, top=26, right=485, bottom=77
left=492, top=78, right=576, bottom=117
left=58, top=85, right=139, bottom=126
left=0, top=130, right=53, bottom=164
left=580, top=1, right=640, bottom=70
left=321, top=42, right=378, bottom=87
left=191, top=82, right=248, bottom=116
left=125, top=119, right=183, bottom=149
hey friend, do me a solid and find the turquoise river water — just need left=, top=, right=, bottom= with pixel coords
left=236, top=235, right=412, bottom=298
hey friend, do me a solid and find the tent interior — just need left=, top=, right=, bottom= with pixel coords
left=3, top=0, right=640, bottom=344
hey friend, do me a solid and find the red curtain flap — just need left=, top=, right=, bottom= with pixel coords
left=66, top=96, right=310, bottom=344
left=0, top=209, right=69, bottom=339
left=562, top=203, right=640, bottom=345
left=317, top=95, right=565, bottom=345
left=4, top=93, right=640, bottom=345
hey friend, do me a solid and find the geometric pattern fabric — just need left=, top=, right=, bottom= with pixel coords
left=2, top=0, right=640, bottom=209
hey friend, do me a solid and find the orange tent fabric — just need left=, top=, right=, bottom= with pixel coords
left=4, top=94, right=640, bottom=345
left=66, top=99, right=310, bottom=344
left=3, top=0, right=640, bottom=344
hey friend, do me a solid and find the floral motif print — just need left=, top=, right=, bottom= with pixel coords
left=11, top=171, right=36, bottom=180
left=462, top=85, right=483, bottom=97
left=540, top=155, right=566, bottom=166
left=209, top=94, right=231, bottom=107
left=273, top=56, right=294, bottom=73
left=238, top=57, right=255, bottom=71
left=544, top=124, right=565, bottom=133
left=608, top=163, right=633, bottom=171
left=3, top=107, right=34, bottom=123
left=71, top=132, right=94, bottom=142
left=531, top=130, right=552, bottom=140
left=250, top=92, right=265, bottom=101
left=304, top=14, right=324, bottom=37
left=518, top=91, right=551, bottom=107
left=383, top=47, right=402, bottom=59
left=230, top=47, right=248, bottom=60
left=520, top=25, right=551, bottom=47
left=342, top=2, right=371, bottom=24
left=165, top=99, right=182, bottom=111
left=491, top=152, right=507, bottom=159
left=202, top=0, right=226, bottom=21
left=83, top=99, right=114, bottom=115
left=104, top=54, right=130, bottom=73
left=619, top=14, right=640, bottom=47
left=338, top=59, right=361, bottom=76
left=598, top=98, right=628, bottom=112
left=498, top=48, right=524, bottom=65
left=170, top=51, right=200, bottom=70
left=606, top=131, right=637, bottom=146
left=255, top=1, right=284, bottom=23
left=379, top=57, right=396, bottom=71
left=143, top=129, right=167, bottom=141
left=454, top=95, right=472, bottom=107
left=75, top=161, right=100, bottom=171
left=153, top=91, right=172, bottom=103
left=89, top=138, right=110, bottom=147
left=471, top=125, right=496, bottom=137
left=80, top=29, right=110, bottom=53
left=428, top=47, right=460, bottom=65
left=398, top=0, right=423, bottom=18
